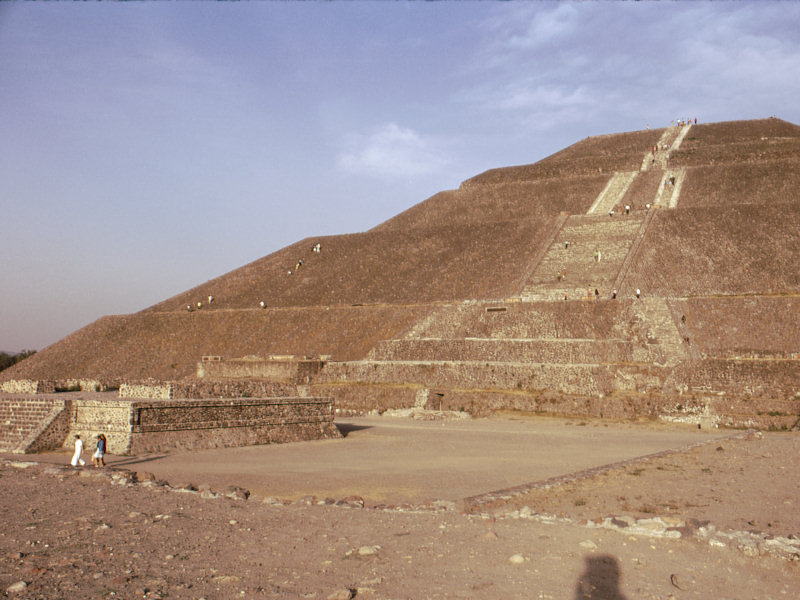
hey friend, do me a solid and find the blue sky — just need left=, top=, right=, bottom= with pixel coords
left=1, top=2, right=799, bottom=351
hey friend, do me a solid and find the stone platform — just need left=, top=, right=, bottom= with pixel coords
left=1, top=392, right=340, bottom=455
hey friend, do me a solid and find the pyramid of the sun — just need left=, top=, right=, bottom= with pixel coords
left=3, top=118, right=799, bottom=444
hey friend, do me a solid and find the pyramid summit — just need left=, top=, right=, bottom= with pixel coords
left=2, top=117, right=799, bottom=442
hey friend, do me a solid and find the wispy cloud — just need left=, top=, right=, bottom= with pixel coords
left=505, top=3, right=580, bottom=50
left=459, top=3, right=800, bottom=133
left=337, top=123, right=450, bottom=179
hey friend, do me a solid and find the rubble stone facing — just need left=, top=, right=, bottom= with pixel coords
left=127, top=397, right=339, bottom=454
left=71, top=396, right=339, bottom=455
left=0, top=380, right=39, bottom=395
left=120, top=383, right=173, bottom=399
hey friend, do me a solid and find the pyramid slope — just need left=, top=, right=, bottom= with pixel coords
left=4, top=117, right=799, bottom=387
left=145, top=217, right=557, bottom=313
left=5, top=305, right=433, bottom=381
left=621, top=202, right=800, bottom=297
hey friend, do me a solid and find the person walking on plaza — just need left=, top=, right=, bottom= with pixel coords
left=71, top=434, right=85, bottom=467
left=93, top=434, right=107, bottom=468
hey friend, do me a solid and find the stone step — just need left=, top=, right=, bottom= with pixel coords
left=587, top=171, right=638, bottom=215
left=524, top=211, right=645, bottom=297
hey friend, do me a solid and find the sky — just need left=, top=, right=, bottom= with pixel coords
left=1, top=2, right=799, bottom=352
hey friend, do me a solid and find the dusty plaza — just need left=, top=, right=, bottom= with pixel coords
left=1, top=415, right=798, bottom=599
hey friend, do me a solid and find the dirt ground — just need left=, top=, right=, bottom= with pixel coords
left=1, top=416, right=797, bottom=599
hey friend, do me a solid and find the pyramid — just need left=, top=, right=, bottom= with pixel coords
left=3, top=118, right=799, bottom=431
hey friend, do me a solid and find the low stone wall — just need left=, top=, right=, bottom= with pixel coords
left=119, top=383, right=173, bottom=400
left=119, top=380, right=298, bottom=400
left=197, top=358, right=325, bottom=384
left=0, top=379, right=113, bottom=395
left=0, top=380, right=57, bottom=395
left=0, top=380, right=39, bottom=395
left=66, top=396, right=339, bottom=455
left=68, top=397, right=136, bottom=456
left=62, top=379, right=107, bottom=392
left=126, top=397, right=339, bottom=454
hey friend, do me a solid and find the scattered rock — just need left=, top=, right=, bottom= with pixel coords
left=224, top=486, right=250, bottom=501
left=579, top=540, right=598, bottom=550
left=6, top=581, right=28, bottom=595
left=327, top=589, right=354, bottom=600
left=508, top=553, right=525, bottom=564
left=337, top=496, right=365, bottom=509
left=9, top=462, right=36, bottom=469
left=357, top=544, right=381, bottom=556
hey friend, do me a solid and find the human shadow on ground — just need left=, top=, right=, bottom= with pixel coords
left=107, top=454, right=168, bottom=467
left=574, top=554, right=628, bottom=600
left=334, top=422, right=372, bottom=438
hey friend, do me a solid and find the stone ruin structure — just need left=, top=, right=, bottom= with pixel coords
left=2, top=118, right=799, bottom=453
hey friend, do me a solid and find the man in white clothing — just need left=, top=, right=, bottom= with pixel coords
left=71, top=435, right=86, bottom=467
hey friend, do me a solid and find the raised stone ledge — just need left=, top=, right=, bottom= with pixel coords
left=1, top=379, right=112, bottom=395
left=119, top=383, right=173, bottom=400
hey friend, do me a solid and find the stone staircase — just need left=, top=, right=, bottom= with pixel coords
left=671, top=123, right=692, bottom=151
left=521, top=213, right=645, bottom=301
left=629, top=298, right=691, bottom=367
left=587, top=171, right=638, bottom=215
left=317, top=298, right=690, bottom=414
left=0, top=396, right=68, bottom=453
left=650, top=167, right=687, bottom=208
